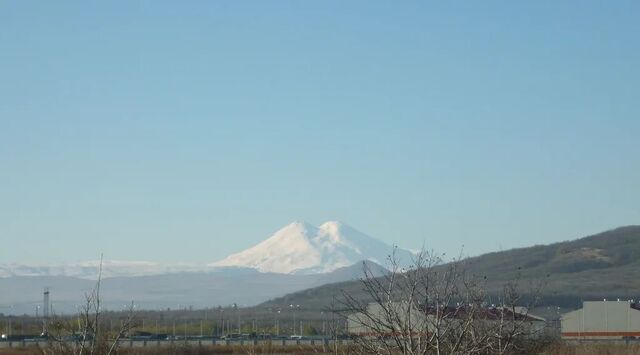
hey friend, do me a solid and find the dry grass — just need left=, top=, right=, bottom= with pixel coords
left=3, top=342, right=640, bottom=354
left=0, top=344, right=347, bottom=355
left=539, top=343, right=640, bottom=355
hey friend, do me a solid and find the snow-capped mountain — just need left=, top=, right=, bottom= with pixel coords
left=0, top=221, right=413, bottom=278
left=210, top=221, right=414, bottom=274
left=0, top=260, right=207, bottom=279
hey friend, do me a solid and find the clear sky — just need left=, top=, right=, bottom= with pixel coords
left=1, top=1, right=638, bottom=265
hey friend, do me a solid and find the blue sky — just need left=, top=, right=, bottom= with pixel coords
left=1, top=1, right=638, bottom=264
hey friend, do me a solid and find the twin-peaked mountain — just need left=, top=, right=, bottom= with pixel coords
left=261, top=225, right=640, bottom=312
left=211, top=221, right=414, bottom=274
left=2, top=223, right=638, bottom=315
left=0, top=221, right=403, bottom=314
left=0, top=221, right=408, bottom=279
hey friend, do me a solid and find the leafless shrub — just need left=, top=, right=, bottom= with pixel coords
left=41, top=255, right=137, bottom=355
left=339, top=247, right=549, bottom=355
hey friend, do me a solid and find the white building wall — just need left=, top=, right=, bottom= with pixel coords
left=561, top=301, right=640, bottom=340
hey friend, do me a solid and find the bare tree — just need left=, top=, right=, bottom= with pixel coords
left=325, top=298, right=354, bottom=355
left=42, top=254, right=137, bottom=355
left=340, top=247, right=547, bottom=355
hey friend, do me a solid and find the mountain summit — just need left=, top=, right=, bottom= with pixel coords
left=210, top=221, right=413, bottom=274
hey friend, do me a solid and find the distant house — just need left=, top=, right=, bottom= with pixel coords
left=561, top=301, right=640, bottom=340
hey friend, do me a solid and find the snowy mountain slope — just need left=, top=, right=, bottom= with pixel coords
left=0, top=261, right=208, bottom=279
left=0, top=222, right=413, bottom=278
left=0, top=260, right=388, bottom=315
left=210, top=221, right=414, bottom=274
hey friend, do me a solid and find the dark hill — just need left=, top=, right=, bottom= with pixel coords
left=259, top=226, right=640, bottom=311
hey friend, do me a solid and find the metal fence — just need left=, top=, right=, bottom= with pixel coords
left=0, top=338, right=353, bottom=349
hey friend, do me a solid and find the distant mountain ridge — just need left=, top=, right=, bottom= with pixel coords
left=260, top=226, right=640, bottom=310
left=0, top=260, right=389, bottom=315
left=1, top=221, right=411, bottom=278
left=0, top=220, right=403, bottom=314
left=211, top=221, right=414, bottom=274
left=4, top=225, right=637, bottom=314
left=0, top=260, right=208, bottom=279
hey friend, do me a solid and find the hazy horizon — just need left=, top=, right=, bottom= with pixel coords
left=1, top=1, right=638, bottom=265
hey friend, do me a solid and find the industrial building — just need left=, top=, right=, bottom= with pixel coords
left=561, top=300, right=640, bottom=340
left=348, top=302, right=546, bottom=337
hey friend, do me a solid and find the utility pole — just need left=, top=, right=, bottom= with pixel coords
left=219, top=307, right=224, bottom=337
left=289, top=304, right=299, bottom=335
left=234, top=304, right=240, bottom=334
left=43, top=288, right=50, bottom=335
left=254, top=308, right=259, bottom=334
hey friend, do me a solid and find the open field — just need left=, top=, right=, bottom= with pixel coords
left=0, top=344, right=343, bottom=355
left=3, top=343, right=640, bottom=355
left=540, top=343, right=640, bottom=355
